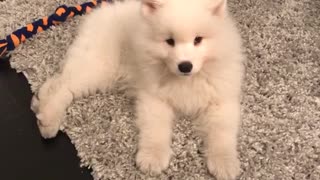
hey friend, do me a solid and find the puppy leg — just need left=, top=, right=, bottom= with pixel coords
left=198, top=101, right=241, bottom=180
left=31, top=22, right=121, bottom=139
left=135, top=92, right=174, bottom=174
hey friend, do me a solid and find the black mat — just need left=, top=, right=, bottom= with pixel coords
left=0, top=56, right=93, bottom=180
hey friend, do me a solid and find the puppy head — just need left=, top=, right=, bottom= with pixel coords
left=140, top=0, right=230, bottom=76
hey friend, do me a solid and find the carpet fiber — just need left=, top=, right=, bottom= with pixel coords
left=1, top=0, right=319, bottom=179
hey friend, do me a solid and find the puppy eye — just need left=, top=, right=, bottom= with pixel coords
left=166, top=38, right=175, bottom=47
left=194, top=36, right=203, bottom=46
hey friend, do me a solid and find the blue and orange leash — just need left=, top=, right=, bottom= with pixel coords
left=0, top=0, right=113, bottom=59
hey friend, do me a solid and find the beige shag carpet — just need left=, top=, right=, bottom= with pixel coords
left=1, top=0, right=319, bottom=179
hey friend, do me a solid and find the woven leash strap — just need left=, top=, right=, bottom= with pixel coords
left=0, top=0, right=113, bottom=59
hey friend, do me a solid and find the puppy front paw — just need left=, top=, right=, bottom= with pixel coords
left=136, top=146, right=172, bottom=175
left=207, top=153, right=240, bottom=180
left=31, top=95, right=61, bottom=139
left=35, top=112, right=61, bottom=139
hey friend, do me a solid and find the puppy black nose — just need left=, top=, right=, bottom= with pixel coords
left=178, top=61, right=193, bottom=73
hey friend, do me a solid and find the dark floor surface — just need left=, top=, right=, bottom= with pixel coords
left=0, top=56, right=93, bottom=180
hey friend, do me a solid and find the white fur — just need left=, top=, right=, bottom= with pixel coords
left=31, top=0, right=245, bottom=179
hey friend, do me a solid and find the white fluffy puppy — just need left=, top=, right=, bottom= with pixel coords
left=31, top=0, right=245, bottom=179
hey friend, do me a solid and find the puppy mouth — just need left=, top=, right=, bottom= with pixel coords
left=179, top=72, right=192, bottom=76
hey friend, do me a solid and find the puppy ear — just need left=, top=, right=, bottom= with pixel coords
left=141, top=0, right=162, bottom=16
left=211, top=0, right=227, bottom=17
